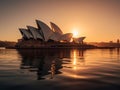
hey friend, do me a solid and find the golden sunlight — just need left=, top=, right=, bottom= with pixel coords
left=72, top=29, right=79, bottom=38
left=73, top=51, right=77, bottom=65
left=73, top=50, right=77, bottom=70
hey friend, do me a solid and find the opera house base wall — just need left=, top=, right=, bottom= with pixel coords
left=15, top=39, right=96, bottom=49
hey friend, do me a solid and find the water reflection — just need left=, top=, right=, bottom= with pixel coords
left=71, top=49, right=85, bottom=70
left=17, top=49, right=85, bottom=80
left=117, top=48, right=120, bottom=61
left=117, top=48, right=120, bottom=55
left=109, top=48, right=114, bottom=55
left=1, top=48, right=120, bottom=89
left=50, top=60, right=55, bottom=79
left=18, top=48, right=120, bottom=80
left=17, top=49, right=72, bottom=80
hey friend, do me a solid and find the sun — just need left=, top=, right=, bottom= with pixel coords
left=72, top=29, right=79, bottom=38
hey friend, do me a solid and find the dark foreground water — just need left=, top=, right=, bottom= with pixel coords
left=0, top=48, right=120, bottom=90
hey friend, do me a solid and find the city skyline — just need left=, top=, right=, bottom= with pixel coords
left=0, top=0, right=120, bottom=42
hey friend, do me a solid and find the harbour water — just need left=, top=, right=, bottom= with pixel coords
left=0, top=48, right=120, bottom=90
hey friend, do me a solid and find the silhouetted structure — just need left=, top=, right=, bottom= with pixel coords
left=117, top=39, right=119, bottom=44
left=16, top=20, right=86, bottom=48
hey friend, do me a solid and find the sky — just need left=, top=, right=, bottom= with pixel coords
left=0, top=0, right=120, bottom=42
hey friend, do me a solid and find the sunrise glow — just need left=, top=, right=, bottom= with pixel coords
left=72, top=29, right=79, bottom=38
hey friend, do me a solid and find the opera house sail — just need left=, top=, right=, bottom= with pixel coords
left=50, top=22, right=63, bottom=35
left=36, top=20, right=53, bottom=41
left=27, top=26, right=43, bottom=40
left=16, top=20, right=86, bottom=48
left=19, top=28, right=33, bottom=39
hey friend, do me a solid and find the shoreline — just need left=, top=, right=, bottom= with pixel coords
left=5, top=46, right=117, bottom=49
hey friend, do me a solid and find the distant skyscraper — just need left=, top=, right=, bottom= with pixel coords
left=117, top=39, right=119, bottom=44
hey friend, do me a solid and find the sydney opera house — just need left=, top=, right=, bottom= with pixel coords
left=16, top=20, right=86, bottom=48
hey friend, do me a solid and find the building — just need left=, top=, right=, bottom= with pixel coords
left=19, top=20, right=73, bottom=42
left=73, top=37, right=86, bottom=44
left=16, top=20, right=86, bottom=48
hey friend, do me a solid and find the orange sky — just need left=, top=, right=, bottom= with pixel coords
left=0, top=0, right=120, bottom=42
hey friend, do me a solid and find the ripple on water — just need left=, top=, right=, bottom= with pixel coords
left=0, top=49, right=120, bottom=90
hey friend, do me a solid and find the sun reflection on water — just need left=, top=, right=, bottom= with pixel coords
left=62, top=49, right=86, bottom=79
left=73, top=50, right=77, bottom=70
left=70, top=49, right=85, bottom=71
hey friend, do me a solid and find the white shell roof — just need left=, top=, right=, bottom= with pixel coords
left=19, top=28, right=33, bottom=39
left=27, top=26, right=43, bottom=40
left=19, top=20, right=81, bottom=42
left=78, top=37, right=86, bottom=42
left=50, top=22, right=63, bottom=35
left=36, top=20, right=54, bottom=41
left=49, top=32, right=62, bottom=41
left=60, top=33, right=73, bottom=42
left=73, top=37, right=86, bottom=43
